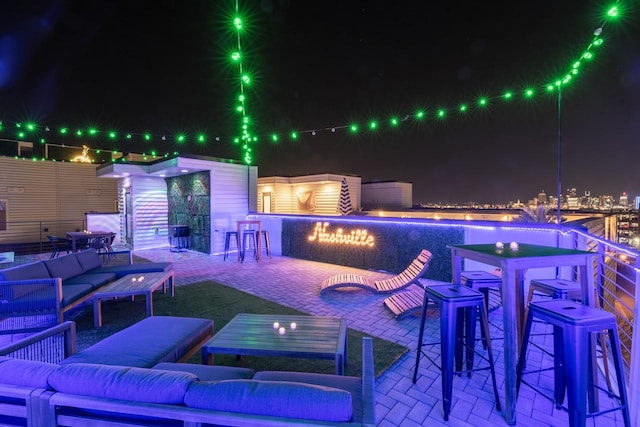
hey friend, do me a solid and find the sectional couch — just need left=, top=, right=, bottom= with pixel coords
left=0, top=316, right=376, bottom=426
left=0, top=249, right=173, bottom=333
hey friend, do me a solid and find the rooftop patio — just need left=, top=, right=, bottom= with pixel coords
left=97, top=246, right=630, bottom=427
left=1, top=211, right=636, bottom=426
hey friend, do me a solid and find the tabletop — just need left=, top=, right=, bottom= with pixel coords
left=202, top=313, right=347, bottom=374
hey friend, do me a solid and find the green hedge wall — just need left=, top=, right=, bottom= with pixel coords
left=282, top=218, right=464, bottom=282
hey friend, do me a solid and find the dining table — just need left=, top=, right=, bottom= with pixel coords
left=448, top=242, right=597, bottom=426
left=66, top=230, right=113, bottom=253
left=236, top=220, right=262, bottom=261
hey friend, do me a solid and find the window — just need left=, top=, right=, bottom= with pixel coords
left=18, top=141, right=33, bottom=158
left=0, top=200, right=6, bottom=231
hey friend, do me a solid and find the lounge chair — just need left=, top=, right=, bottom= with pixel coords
left=320, top=249, right=432, bottom=294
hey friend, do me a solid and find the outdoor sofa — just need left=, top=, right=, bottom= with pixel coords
left=0, top=249, right=173, bottom=332
left=0, top=317, right=376, bottom=426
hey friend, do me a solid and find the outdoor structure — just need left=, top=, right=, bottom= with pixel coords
left=0, top=156, right=118, bottom=249
left=257, top=174, right=361, bottom=216
left=361, top=180, right=412, bottom=210
left=96, top=154, right=257, bottom=254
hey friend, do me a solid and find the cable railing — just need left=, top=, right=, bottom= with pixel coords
left=569, top=228, right=638, bottom=403
left=0, top=219, right=86, bottom=255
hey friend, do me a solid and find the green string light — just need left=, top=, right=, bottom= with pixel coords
left=0, top=1, right=624, bottom=159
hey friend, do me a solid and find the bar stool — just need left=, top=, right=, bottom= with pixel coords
left=525, top=278, right=582, bottom=321
left=413, top=284, right=501, bottom=421
left=525, top=278, right=614, bottom=392
left=241, top=229, right=257, bottom=262
left=259, top=230, right=271, bottom=258
left=461, top=271, right=502, bottom=348
left=517, top=300, right=630, bottom=427
left=223, top=231, right=239, bottom=261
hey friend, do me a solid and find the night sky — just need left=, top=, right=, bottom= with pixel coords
left=0, top=0, right=638, bottom=204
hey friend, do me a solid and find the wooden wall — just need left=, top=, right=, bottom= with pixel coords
left=0, top=157, right=117, bottom=244
left=257, top=174, right=361, bottom=216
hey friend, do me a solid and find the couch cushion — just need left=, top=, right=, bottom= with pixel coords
left=74, top=249, right=103, bottom=272
left=90, top=263, right=173, bottom=278
left=184, top=379, right=352, bottom=422
left=48, top=363, right=197, bottom=404
left=152, top=362, right=254, bottom=381
left=0, top=357, right=59, bottom=388
left=60, top=316, right=213, bottom=368
left=27, top=283, right=93, bottom=307
left=253, top=371, right=363, bottom=422
left=0, top=261, right=51, bottom=281
left=63, top=272, right=117, bottom=290
left=44, top=255, right=84, bottom=281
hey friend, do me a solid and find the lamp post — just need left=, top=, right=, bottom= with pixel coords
left=556, top=85, right=562, bottom=227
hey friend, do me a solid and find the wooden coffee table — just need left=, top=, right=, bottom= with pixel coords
left=201, top=313, right=348, bottom=375
left=92, top=271, right=175, bottom=328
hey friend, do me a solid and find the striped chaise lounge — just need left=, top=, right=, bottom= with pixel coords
left=320, top=249, right=432, bottom=294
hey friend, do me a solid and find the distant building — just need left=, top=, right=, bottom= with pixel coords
left=620, top=192, right=629, bottom=207
left=257, top=174, right=361, bottom=216
left=537, top=190, right=547, bottom=204
left=361, top=181, right=412, bottom=210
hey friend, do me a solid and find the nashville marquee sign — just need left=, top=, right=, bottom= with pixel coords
left=307, top=222, right=374, bottom=247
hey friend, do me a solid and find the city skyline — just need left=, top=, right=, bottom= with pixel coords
left=0, top=1, right=638, bottom=203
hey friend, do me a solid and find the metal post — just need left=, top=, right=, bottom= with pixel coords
left=556, top=85, right=562, bottom=227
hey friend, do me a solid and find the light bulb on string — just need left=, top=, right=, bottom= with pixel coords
left=0, top=1, right=619, bottom=159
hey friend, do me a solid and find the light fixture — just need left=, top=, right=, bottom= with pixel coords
left=181, top=169, right=189, bottom=173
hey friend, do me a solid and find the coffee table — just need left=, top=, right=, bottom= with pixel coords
left=92, top=271, right=175, bottom=327
left=201, top=313, right=348, bottom=375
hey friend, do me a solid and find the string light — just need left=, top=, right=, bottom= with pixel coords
left=0, top=1, right=624, bottom=160
left=231, top=0, right=254, bottom=164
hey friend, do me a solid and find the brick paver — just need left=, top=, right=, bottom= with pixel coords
left=93, top=250, right=634, bottom=426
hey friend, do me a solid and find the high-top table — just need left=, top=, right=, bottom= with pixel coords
left=236, top=220, right=262, bottom=261
left=201, top=313, right=348, bottom=375
left=448, top=243, right=597, bottom=426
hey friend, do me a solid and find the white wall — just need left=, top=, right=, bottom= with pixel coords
left=210, top=164, right=258, bottom=254
left=131, top=176, right=169, bottom=250
left=361, top=181, right=412, bottom=209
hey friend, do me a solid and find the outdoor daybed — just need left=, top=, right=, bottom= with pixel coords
left=0, top=318, right=376, bottom=426
left=0, top=249, right=173, bottom=331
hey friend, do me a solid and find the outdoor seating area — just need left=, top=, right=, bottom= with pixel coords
left=0, top=249, right=173, bottom=332
left=0, top=247, right=635, bottom=426
left=0, top=317, right=375, bottom=426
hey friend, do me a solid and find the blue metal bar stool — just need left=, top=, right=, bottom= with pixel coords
left=522, top=278, right=617, bottom=389
left=462, top=270, right=502, bottom=349
left=241, top=229, right=257, bottom=262
left=517, top=300, right=630, bottom=427
left=259, top=230, right=271, bottom=258
left=413, top=284, right=501, bottom=421
left=223, top=231, right=239, bottom=261
left=525, top=278, right=582, bottom=322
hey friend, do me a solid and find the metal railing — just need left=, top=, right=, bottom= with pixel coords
left=0, top=220, right=86, bottom=255
left=570, top=229, right=637, bottom=377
